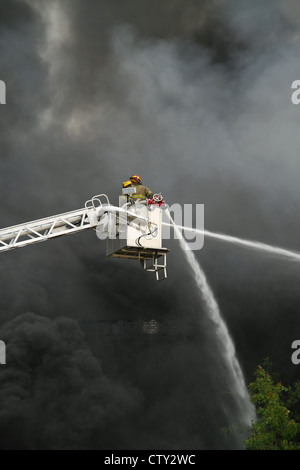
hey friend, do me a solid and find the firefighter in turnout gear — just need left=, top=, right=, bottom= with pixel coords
left=122, top=175, right=153, bottom=203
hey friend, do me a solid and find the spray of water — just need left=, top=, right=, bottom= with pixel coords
left=165, top=209, right=256, bottom=427
left=164, top=224, right=300, bottom=262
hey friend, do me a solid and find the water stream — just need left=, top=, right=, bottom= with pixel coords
left=165, top=209, right=256, bottom=427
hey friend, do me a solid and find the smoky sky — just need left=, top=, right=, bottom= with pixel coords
left=0, top=0, right=300, bottom=450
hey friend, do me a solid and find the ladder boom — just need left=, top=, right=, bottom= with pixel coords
left=0, top=207, right=97, bottom=253
left=0, top=193, right=169, bottom=281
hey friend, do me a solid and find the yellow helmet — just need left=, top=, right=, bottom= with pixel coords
left=130, top=175, right=142, bottom=185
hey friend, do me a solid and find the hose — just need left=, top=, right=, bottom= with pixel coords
left=136, top=222, right=158, bottom=247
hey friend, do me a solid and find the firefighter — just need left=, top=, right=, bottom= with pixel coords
left=122, top=175, right=153, bottom=203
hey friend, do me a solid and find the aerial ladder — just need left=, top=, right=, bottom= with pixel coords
left=0, top=192, right=169, bottom=281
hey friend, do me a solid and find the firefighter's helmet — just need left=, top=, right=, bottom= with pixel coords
left=130, top=175, right=142, bottom=185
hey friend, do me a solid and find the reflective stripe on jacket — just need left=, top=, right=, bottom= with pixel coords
left=129, top=184, right=153, bottom=200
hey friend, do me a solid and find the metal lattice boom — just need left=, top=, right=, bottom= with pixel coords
left=0, top=207, right=97, bottom=253
left=0, top=194, right=169, bottom=281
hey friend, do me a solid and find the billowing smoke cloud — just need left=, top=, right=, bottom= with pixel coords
left=0, top=313, right=143, bottom=450
left=0, top=0, right=299, bottom=449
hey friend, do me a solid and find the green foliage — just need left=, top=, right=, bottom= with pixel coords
left=244, top=364, right=300, bottom=450
left=285, top=381, right=300, bottom=419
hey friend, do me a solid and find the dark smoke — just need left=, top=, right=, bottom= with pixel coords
left=0, top=313, right=142, bottom=450
left=0, top=0, right=299, bottom=449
